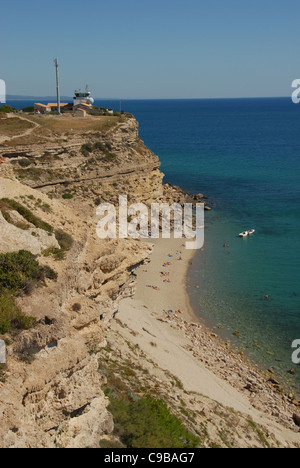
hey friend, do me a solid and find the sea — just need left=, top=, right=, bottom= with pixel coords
left=8, top=97, right=300, bottom=394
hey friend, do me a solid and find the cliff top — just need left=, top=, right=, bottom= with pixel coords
left=0, top=113, right=124, bottom=147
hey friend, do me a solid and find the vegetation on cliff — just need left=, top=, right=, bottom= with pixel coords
left=0, top=105, right=15, bottom=114
left=0, top=250, right=57, bottom=334
left=103, top=369, right=200, bottom=449
left=106, top=394, right=200, bottom=449
left=0, top=198, right=53, bottom=232
left=0, top=198, right=74, bottom=260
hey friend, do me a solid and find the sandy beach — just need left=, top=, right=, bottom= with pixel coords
left=108, top=236, right=300, bottom=447
left=134, top=238, right=195, bottom=320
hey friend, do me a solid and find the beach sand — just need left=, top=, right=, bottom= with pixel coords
left=134, top=238, right=194, bottom=319
left=110, top=237, right=300, bottom=447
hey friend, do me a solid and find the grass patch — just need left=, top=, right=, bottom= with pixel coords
left=25, top=114, right=121, bottom=134
left=0, top=117, right=34, bottom=136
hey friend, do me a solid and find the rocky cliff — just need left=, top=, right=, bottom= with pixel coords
left=0, top=114, right=168, bottom=448
left=1, top=115, right=164, bottom=207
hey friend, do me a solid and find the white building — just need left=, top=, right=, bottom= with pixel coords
left=73, top=86, right=95, bottom=108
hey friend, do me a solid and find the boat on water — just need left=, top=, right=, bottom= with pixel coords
left=239, top=229, right=255, bottom=237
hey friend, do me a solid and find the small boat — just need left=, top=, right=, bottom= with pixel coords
left=239, top=229, right=255, bottom=237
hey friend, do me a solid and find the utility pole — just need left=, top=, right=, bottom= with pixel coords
left=54, top=58, right=61, bottom=115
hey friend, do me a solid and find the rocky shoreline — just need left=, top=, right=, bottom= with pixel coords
left=158, top=310, right=300, bottom=431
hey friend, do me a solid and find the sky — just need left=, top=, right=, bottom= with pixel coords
left=1, top=0, right=300, bottom=99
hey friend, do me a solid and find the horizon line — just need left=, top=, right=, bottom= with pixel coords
left=5, top=95, right=291, bottom=101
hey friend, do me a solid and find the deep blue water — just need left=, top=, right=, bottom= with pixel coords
left=8, top=98, right=300, bottom=393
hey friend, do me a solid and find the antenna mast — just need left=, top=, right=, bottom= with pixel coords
left=54, top=58, right=61, bottom=115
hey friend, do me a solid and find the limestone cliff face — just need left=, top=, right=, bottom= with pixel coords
left=0, top=115, right=162, bottom=448
left=0, top=113, right=210, bottom=448
left=1, top=116, right=164, bottom=207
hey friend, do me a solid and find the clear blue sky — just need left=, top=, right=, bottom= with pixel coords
left=1, top=0, right=300, bottom=99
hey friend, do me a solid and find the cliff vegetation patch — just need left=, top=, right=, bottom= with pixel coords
left=0, top=250, right=57, bottom=334
left=0, top=198, right=53, bottom=233
left=105, top=393, right=200, bottom=449
left=101, top=360, right=201, bottom=449
left=43, top=229, right=74, bottom=260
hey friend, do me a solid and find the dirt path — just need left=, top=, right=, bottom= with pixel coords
left=0, top=114, right=40, bottom=144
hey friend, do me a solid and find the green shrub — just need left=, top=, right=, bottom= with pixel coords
left=12, top=312, right=36, bottom=330
left=0, top=292, right=36, bottom=334
left=55, top=229, right=74, bottom=251
left=21, top=106, right=34, bottom=113
left=34, top=264, right=58, bottom=282
left=94, top=141, right=117, bottom=161
left=94, top=142, right=106, bottom=152
left=81, top=143, right=93, bottom=157
left=81, top=149, right=89, bottom=158
left=0, top=250, right=39, bottom=293
left=0, top=105, right=15, bottom=113
left=16, top=167, right=45, bottom=181
left=62, top=193, right=73, bottom=200
left=0, top=269, right=23, bottom=292
left=0, top=251, right=56, bottom=334
left=40, top=203, right=51, bottom=213
left=0, top=293, right=18, bottom=334
left=107, top=395, right=200, bottom=449
left=43, top=229, right=74, bottom=261
left=0, top=199, right=53, bottom=233
left=43, top=247, right=65, bottom=261
left=0, top=250, right=57, bottom=293
left=18, top=158, right=32, bottom=168
left=0, top=200, right=29, bottom=231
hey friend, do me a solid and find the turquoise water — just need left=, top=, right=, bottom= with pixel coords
left=122, top=98, right=300, bottom=393
left=8, top=98, right=300, bottom=392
